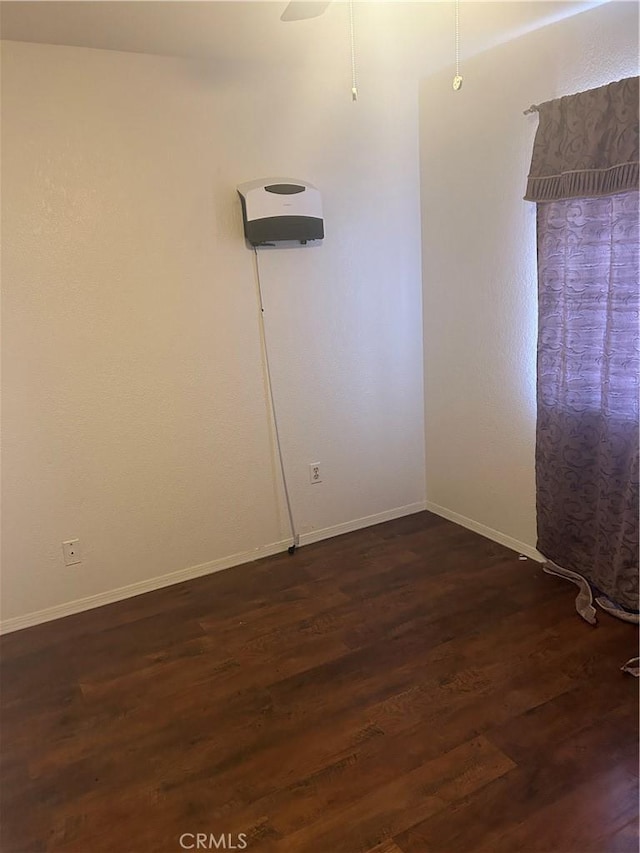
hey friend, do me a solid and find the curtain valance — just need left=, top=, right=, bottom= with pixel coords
left=524, top=76, right=639, bottom=202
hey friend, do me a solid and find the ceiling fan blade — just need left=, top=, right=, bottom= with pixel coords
left=280, top=1, right=332, bottom=22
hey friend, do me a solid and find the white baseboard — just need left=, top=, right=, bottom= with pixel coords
left=424, top=500, right=544, bottom=563
left=0, top=539, right=290, bottom=635
left=298, top=500, right=427, bottom=547
left=0, top=500, right=428, bottom=635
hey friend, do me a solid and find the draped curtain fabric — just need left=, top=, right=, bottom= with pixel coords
left=526, top=77, right=639, bottom=623
left=525, top=77, right=639, bottom=202
left=536, top=192, right=639, bottom=614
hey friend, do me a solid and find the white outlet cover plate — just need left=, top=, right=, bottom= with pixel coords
left=62, top=539, right=82, bottom=566
left=309, top=463, right=322, bottom=484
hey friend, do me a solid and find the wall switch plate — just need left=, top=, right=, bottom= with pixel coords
left=62, top=539, right=81, bottom=566
left=309, top=463, right=322, bottom=484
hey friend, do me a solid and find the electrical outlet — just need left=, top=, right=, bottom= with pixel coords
left=62, top=539, right=81, bottom=566
left=309, top=463, right=322, bottom=485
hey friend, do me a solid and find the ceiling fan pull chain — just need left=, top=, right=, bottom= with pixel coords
left=349, top=0, right=358, bottom=101
left=453, top=0, right=463, bottom=91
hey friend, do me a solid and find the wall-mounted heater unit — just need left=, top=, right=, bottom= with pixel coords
left=237, top=178, right=324, bottom=246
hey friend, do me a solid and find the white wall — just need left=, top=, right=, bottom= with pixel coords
left=420, top=1, right=639, bottom=555
left=1, top=39, right=425, bottom=627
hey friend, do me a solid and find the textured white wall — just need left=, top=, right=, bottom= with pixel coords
left=1, top=40, right=425, bottom=624
left=420, top=1, right=639, bottom=552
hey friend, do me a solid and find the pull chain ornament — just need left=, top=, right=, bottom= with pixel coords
left=453, top=0, right=462, bottom=91
left=349, top=0, right=358, bottom=100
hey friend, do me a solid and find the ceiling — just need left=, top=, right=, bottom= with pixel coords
left=0, top=1, right=605, bottom=78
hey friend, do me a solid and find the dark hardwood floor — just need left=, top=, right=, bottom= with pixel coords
left=1, top=511, right=638, bottom=853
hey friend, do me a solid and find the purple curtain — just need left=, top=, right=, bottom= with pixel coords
left=536, top=191, right=639, bottom=613
left=527, top=77, right=639, bottom=620
left=525, top=77, right=639, bottom=203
